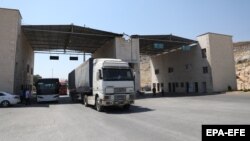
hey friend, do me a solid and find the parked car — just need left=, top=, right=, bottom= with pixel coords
left=0, top=91, right=20, bottom=107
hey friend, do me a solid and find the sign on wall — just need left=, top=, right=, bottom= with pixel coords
left=154, top=43, right=164, bottom=49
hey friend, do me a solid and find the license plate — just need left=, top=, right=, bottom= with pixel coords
left=115, top=95, right=126, bottom=101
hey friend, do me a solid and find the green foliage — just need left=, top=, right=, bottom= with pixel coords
left=33, top=74, right=42, bottom=85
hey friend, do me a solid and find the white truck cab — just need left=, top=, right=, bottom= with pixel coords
left=69, top=58, right=135, bottom=112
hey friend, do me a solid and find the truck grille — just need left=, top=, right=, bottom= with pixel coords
left=114, top=88, right=126, bottom=93
left=114, top=95, right=126, bottom=101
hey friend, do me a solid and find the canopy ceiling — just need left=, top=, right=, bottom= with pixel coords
left=22, top=25, right=123, bottom=54
left=22, top=24, right=197, bottom=55
left=132, top=35, right=197, bottom=55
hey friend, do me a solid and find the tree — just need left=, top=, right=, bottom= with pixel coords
left=33, top=74, right=42, bottom=85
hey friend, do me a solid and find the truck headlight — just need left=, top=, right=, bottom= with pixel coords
left=104, top=95, right=111, bottom=100
left=126, top=88, right=134, bottom=93
left=105, top=87, right=114, bottom=94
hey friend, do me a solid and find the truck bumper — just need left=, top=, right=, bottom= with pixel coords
left=101, top=100, right=134, bottom=106
left=101, top=94, right=135, bottom=106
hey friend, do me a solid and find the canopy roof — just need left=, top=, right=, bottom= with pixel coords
left=22, top=24, right=123, bottom=54
left=22, top=24, right=197, bottom=55
left=132, top=35, right=197, bottom=55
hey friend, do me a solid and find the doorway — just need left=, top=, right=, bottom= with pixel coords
left=172, top=83, right=176, bottom=93
left=194, top=82, right=198, bottom=93
left=168, top=83, right=172, bottom=92
left=186, top=82, right=189, bottom=93
left=157, top=83, right=160, bottom=92
left=202, top=82, right=207, bottom=93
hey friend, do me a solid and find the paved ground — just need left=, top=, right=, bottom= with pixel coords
left=1, top=92, right=250, bottom=141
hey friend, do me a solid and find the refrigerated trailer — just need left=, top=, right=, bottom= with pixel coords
left=68, top=58, right=135, bottom=112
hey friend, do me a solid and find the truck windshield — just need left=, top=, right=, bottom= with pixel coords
left=103, top=68, right=133, bottom=81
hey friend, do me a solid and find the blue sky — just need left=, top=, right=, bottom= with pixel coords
left=1, top=0, right=250, bottom=79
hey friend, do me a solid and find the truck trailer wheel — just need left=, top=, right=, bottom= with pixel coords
left=84, top=95, right=89, bottom=107
left=95, top=97, right=103, bottom=112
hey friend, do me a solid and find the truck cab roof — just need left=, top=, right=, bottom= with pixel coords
left=94, top=58, right=129, bottom=68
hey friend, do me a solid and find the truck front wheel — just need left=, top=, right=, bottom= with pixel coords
left=84, top=95, right=88, bottom=107
left=95, top=97, right=103, bottom=112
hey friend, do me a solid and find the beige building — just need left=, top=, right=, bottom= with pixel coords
left=0, top=8, right=34, bottom=94
left=149, top=33, right=237, bottom=93
left=0, top=8, right=141, bottom=94
left=93, top=37, right=141, bottom=90
left=140, top=55, right=151, bottom=89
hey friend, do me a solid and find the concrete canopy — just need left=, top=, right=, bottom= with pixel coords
left=22, top=25, right=123, bottom=54
left=21, top=24, right=196, bottom=56
left=132, top=35, right=197, bottom=55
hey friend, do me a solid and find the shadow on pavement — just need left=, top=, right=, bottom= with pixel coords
left=3, top=95, right=78, bottom=108
left=104, top=105, right=154, bottom=114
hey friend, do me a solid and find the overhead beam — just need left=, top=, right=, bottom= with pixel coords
left=34, top=51, right=91, bottom=55
left=64, top=24, right=74, bottom=53
left=23, top=28, right=119, bottom=37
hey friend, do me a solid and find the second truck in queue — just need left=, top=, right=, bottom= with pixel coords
left=68, top=58, right=135, bottom=112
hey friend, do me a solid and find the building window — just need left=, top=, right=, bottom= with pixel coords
left=181, top=82, right=184, bottom=87
left=155, top=69, right=159, bottom=74
left=203, top=66, right=208, bottom=74
left=27, top=64, right=30, bottom=73
left=168, top=67, right=174, bottom=73
left=185, top=64, right=192, bottom=70
left=153, top=83, right=156, bottom=88
left=175, top=82, right=179, bottom=87
left=201, top=48, right=207, bottom=58
left=31, top=68, right=33, bottom=75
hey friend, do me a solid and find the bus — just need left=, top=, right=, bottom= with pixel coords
left=35, top=78, right=60, bottom=102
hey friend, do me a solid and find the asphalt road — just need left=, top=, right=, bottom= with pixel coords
left=1, top=92, right=250, bottom=141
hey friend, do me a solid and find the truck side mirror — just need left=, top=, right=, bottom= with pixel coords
left=99, top=69, right=103, bottom=79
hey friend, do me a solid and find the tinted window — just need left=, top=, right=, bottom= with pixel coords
left=168, top=67, right=174, bottom=73
left=103, top=68, right=133, bottom=81
left=202, top=48, right=207, bottom=58
left=0, top=93, right=5, bottom=96
left=203, top=67, right=208, bottom=74
left=155, top=69, right=159, bottom=74
left=36, top=79, right=60, bottom=95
